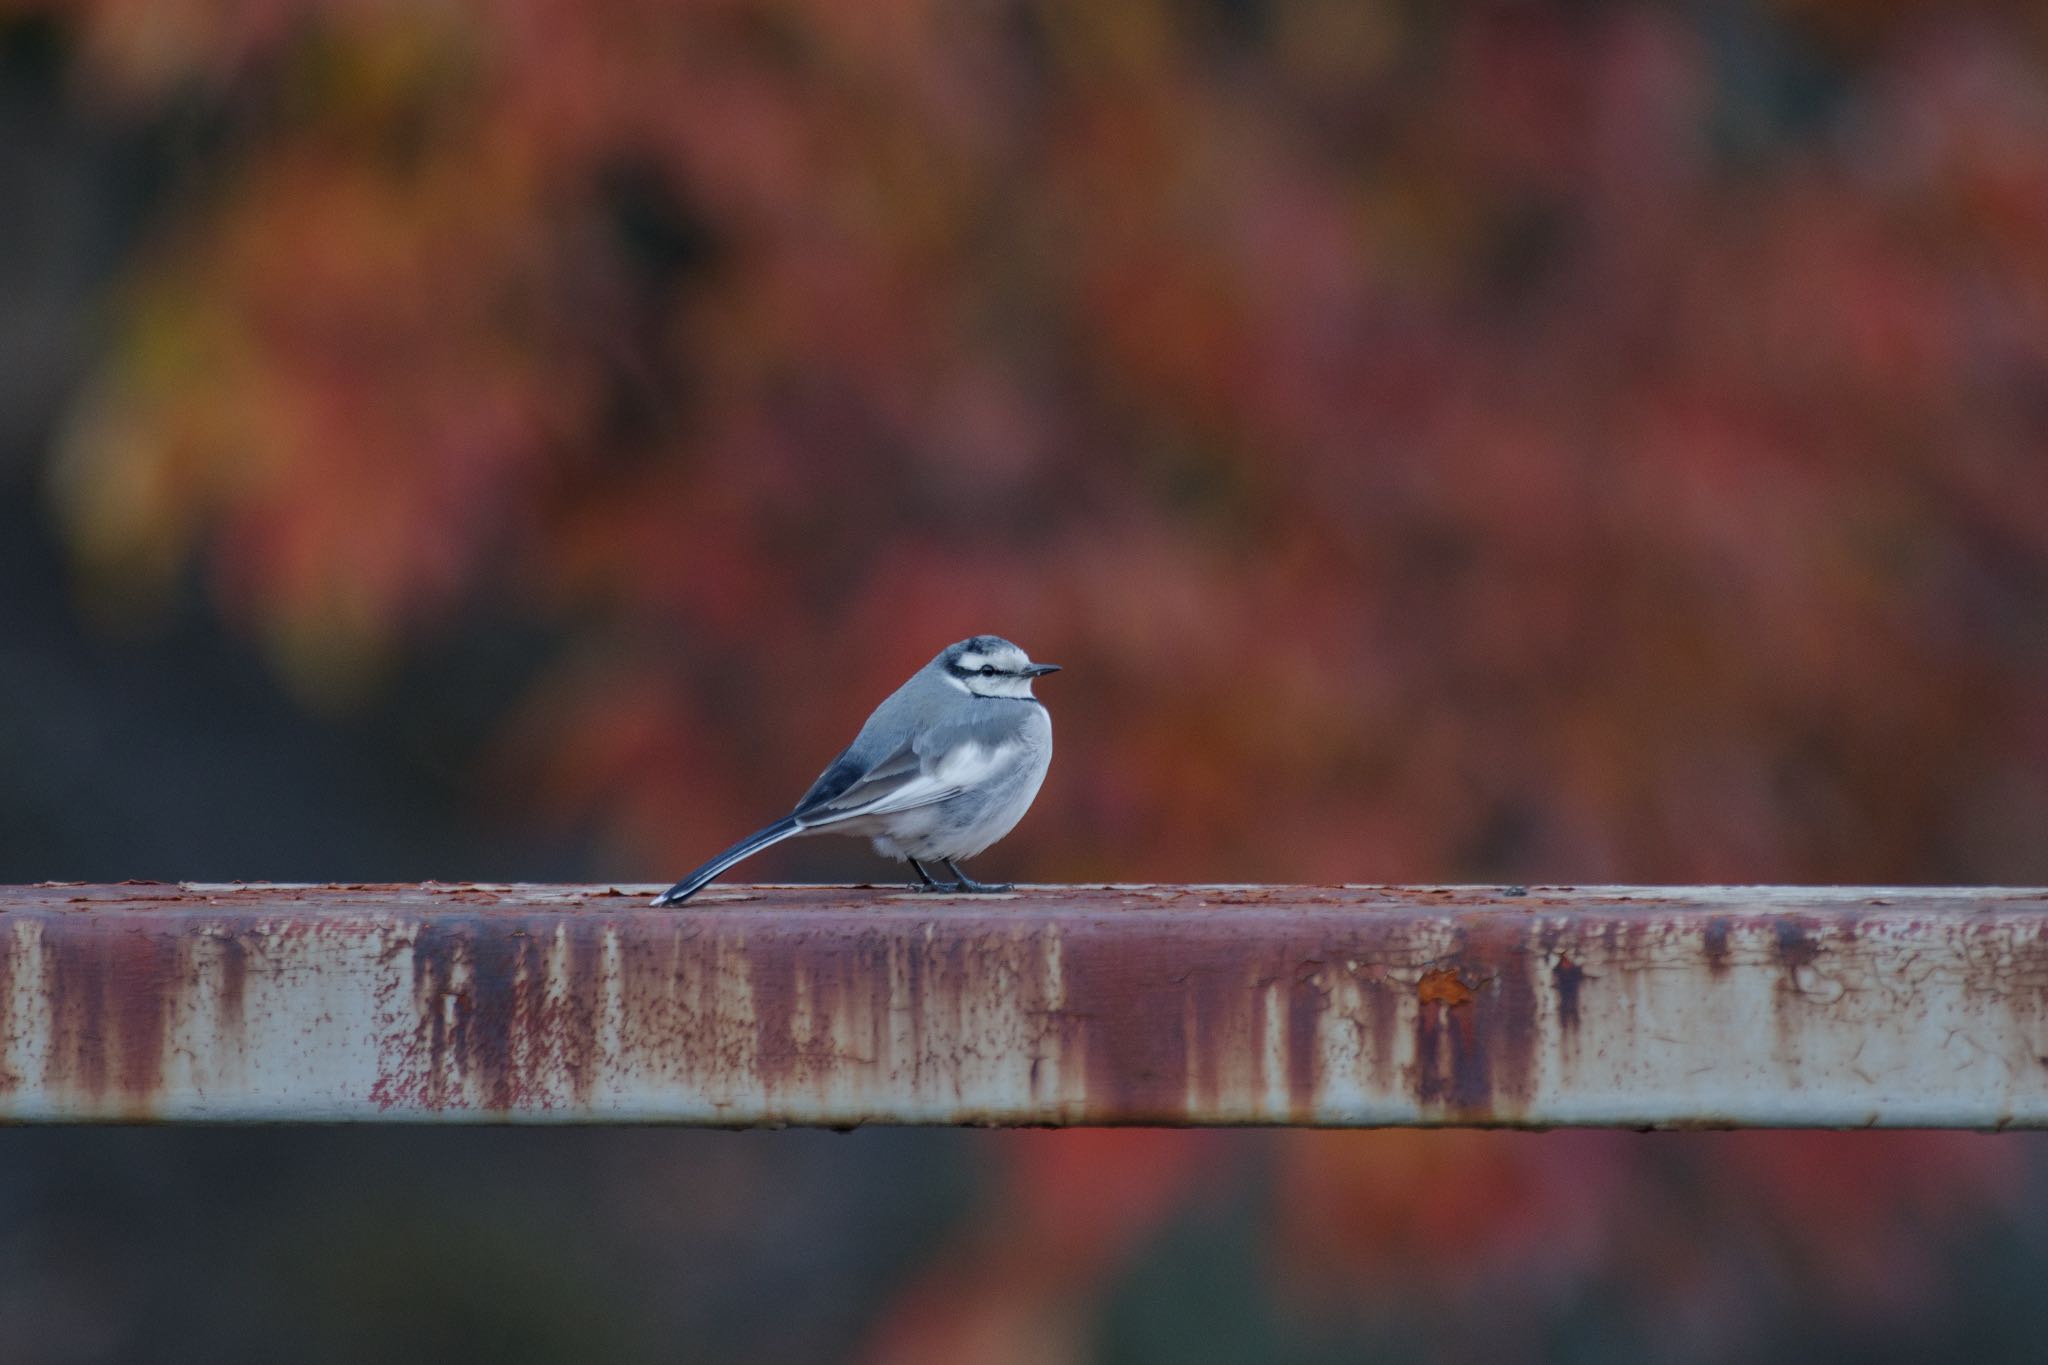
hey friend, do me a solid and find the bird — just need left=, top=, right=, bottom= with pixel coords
left=652, top=635, right=1059, bottom=905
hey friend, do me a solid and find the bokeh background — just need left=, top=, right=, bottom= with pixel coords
left=4, top=1, right=2048, bottom=1360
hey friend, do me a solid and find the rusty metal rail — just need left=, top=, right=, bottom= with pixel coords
left=2, top=883, right=2046, bottom=1126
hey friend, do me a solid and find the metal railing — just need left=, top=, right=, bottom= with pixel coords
left=2, top=882, right=2043, bottom=1126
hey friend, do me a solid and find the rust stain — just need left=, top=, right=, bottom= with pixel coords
left=1189, top=961, right=1224, bottom=1115
left=0, top=918, right=16, bottom=1094
left=217, top=932, right=248, bottom=1024
left=1051, top=908, right=1376, bottom=1123
left=1059, top=916, right=1210, bottom=1121
left=1359, top=966, right=1398, bottom=1090
left=753, top=925, right=831, bottom=1096
left=1773, top=917, right=1822, bottom=992
left=384, top=915, right=613, bottom=1114
left=551, top=918, right=605, bottom=1104
left=1412, top=963, right=1478, bottom=1112
left=1464, top=916, right=1541, bottom=1113
left=1703, top=916, right=1733, bottom=975
left=1553, top=954, right=1585, bottom=1033
left=41, top=917, right=179, bottom=1107
left=1286, top=961, right=1324, bottom=1121
left=1417, top=967, right=1475, bottom=1008
left=1406, top=917, right=1547, bottom=1119
left=752, top=917, right=898, bottom=1097
left=457, top=918, right=529, bottom=1110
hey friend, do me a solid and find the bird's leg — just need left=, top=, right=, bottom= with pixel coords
left=908, top=858, right=958, bottom=892
left=943, top=859, right=1012, bottom=894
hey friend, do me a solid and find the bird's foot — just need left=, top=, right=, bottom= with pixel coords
left=942, top=860, right=1012, bottom=894
left=907, top=859, right=961, bottom=893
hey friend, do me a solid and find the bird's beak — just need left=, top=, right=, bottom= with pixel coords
left=1023, top=662, right=1061, bottom=677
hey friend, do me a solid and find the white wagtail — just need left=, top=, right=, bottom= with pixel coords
left=653, top=636, right=1059, bottom=905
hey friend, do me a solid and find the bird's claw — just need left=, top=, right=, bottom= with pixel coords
left=909, top=859, right=1012, bottom=894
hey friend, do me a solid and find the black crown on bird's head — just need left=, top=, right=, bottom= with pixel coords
left=937, top=636, right=1061, bottom=683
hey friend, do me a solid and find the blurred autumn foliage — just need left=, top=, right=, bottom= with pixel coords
left=9, top=0, right=2048, bottom=1360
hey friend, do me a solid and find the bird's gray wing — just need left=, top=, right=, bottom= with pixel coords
left=793, top=749, right=872, bottom=813
left=792, top=708, right=1025, bottom=827
left=790, top=670, right=939, bottom=814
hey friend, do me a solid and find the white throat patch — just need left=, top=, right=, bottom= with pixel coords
left=963, top=672, right=1035, bottom=700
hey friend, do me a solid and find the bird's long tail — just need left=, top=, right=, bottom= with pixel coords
left=652, top=816, right=803, bottom=905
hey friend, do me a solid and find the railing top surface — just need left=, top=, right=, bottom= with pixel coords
left=12, top=880, right=2045, bottom=914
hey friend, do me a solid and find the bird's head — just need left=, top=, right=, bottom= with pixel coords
left=938, top=635, right=1060, bottom=699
